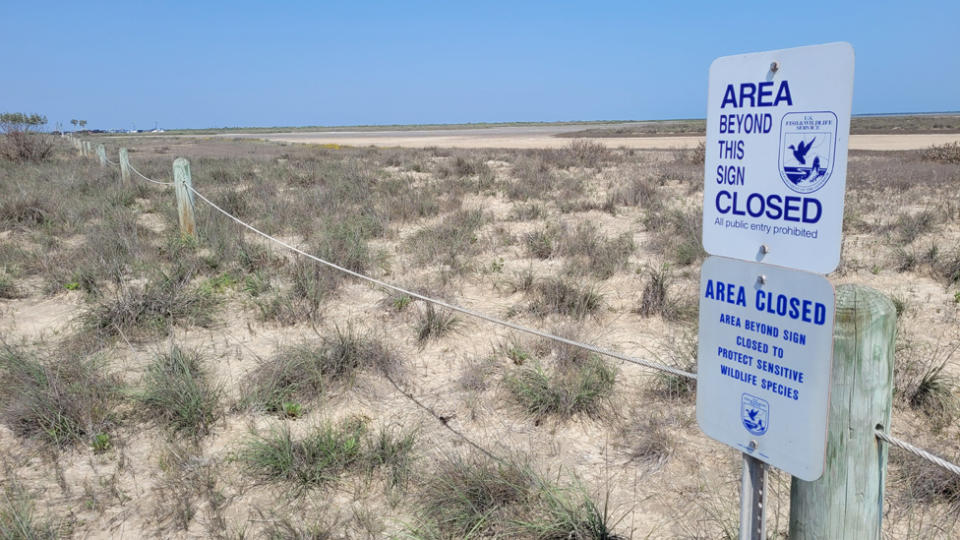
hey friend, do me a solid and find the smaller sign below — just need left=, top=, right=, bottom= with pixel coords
left=696, top=256, right=835, bottom=481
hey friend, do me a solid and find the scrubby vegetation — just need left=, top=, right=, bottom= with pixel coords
left=0, top=133, right=957, bottom=537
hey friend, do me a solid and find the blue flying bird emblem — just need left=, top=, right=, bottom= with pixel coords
left=788, top=138, right=816, bottom=165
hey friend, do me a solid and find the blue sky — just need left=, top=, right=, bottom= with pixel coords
left=2, top=1, right=958, bottom=130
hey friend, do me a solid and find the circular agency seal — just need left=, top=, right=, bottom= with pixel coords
left=778, top=111, right=838, bottom=194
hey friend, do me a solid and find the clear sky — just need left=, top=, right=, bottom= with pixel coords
left=2, top=1, right=958, bottom=130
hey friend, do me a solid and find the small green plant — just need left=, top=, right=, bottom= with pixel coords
left=0, top=477, right=58, bottom=538
left=652, top=331, right=699, bottom=400
left=243, top=326, right=400, bottom=413
left=411, top=452, right=622, bottom=538
left=281, top=402, right=303, bottom=418
left=0, top=346, right=119, bottom=447
left=0, top=275, right=15, bottom=299
left=238, top=418, right=417, bottom=493
left=416, top=304, right=459, bottom=343
left=137, top=347, right=222, bottom=438
left=636, top=264, right=694, bottom=321
left=243, top=271, right=271, bottom=297
left=91, top=432, right=112, bottom=453
left=505, top=356, right=616, bottom=420
left=85, top=265, right=218, bottom=338
left=954, top=291, right=960, bottom=304
left=203, top=272, right=238, bottom=294
left=392, top=294, right=412, bottom=311
left=64, top=281, right=81, bottom=291
left=528, top=277, right=602, bottom=319
left=895, top=341, right=959, bottom=427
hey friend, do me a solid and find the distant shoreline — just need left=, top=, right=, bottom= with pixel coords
left=92, top=112, right=960, bottom=137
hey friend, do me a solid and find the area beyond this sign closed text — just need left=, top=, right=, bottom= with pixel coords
left=702, top=42, right=854, bottom=274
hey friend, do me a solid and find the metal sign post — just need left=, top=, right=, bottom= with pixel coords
left=740, top=453, right=767, bottom=540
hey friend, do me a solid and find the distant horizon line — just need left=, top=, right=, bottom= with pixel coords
left=60, top=110, right=960, bottom=133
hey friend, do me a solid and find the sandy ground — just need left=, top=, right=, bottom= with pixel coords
left=215, top=126, right=960, bottom=151
left=2, top=140, right=957, bottom=538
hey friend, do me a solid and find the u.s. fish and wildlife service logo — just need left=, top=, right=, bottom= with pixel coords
left=741, top=393, right=769, bottom=436
left=779, top=111, right=838, bottom=194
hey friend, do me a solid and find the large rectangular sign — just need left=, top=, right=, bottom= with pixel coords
left=696, top=256, right=835, bottom=480
left=702, top=42, right=854, bottom=275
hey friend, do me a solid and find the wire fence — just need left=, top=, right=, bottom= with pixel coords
left=128, top=161, right=174, bottom=186
left=100, top=146, right=960, bottom=479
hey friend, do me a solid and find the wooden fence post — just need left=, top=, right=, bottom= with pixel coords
left=119, top=148, right=131, bottom=184
left=173, top=157, right=197, bottom=238
left=96, top=144, right=106, bottom=167
left=788, top=284, right=896, bottom=539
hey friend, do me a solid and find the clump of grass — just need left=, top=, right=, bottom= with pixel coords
left=894, top=341, right=959, bottom=427
left=937, top=249, right=960, bottom=285
left=636, top=264, right=696, bottom=321
left=523, top=222, right=635, bottom=279
left=153, top=443, right=223, bottom=533
left=244, top=326, right=400, bottom=414
left=0, top=192, right=56, bottom=228
left=137, top=347, right=222, bottom=438
left=416, top=304, right=459, bottom=343
left=405, top=208, right=486, bottom=271
left=86, top=265, right=217, bottom=338
left=618, top=413, right=672, bottom=467
left=412, top=452, right=622, bottom=539
left=506, top=157, right=554, bottom=200
left=685, top=140, right=706, bottom=164
left=0, top=475, right=59, bottom=539
left=523, top=226, right=560, bottom=259
left=315, top=219, right=377, bottom=274
left=504, top=356, right=616, bottom=421
left=921, top=141, right=960, bottom=164
left=498, top=334, right=536, bottom=366
left=0, top=272, right=18, bottom=299
left=0, top=345, right=119, bottom=447
left=459, top=355, right=498, bottom=392
left=561, top=222, right=634, bottom=279
left=566, top=139, right=610, bottom=169
left=891, top=448, right=960, bottom=520
left=237, top=418, right=417, bottom=493
left=650, top=331, right=699, bottom=400
left=509, top=202, right=547, bottom=221
left=645, top=207, right=705, bottom=266
left=889, top=210, right=939, bottom=244
left=239, top=420, right=366, bottom=490
left=529, top=276, right=602, bottom=319
left=605, top=174, right=660, bottom=209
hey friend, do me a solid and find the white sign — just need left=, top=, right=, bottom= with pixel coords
left=696, top=256, right=835, bottom=481
left=702, top=42, right=854, bottom=275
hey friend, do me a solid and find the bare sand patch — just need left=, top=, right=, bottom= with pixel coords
left=245, top=127, right=960, bottom=151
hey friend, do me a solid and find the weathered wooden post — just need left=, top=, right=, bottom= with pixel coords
left=173, top=157, right=197, bottom=238
left=789, top=284, right=896, bottom=539
left=96, top=144, right=107, bottom=167
left=119, top=148, right=131, bottom=184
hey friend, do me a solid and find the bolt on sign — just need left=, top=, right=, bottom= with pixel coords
left=696, top=256, right=835, bottom=481
left=701, top=42, right=854, bottom=275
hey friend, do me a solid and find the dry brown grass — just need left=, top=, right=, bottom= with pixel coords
left=0, top=135, right=957, bottom=537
